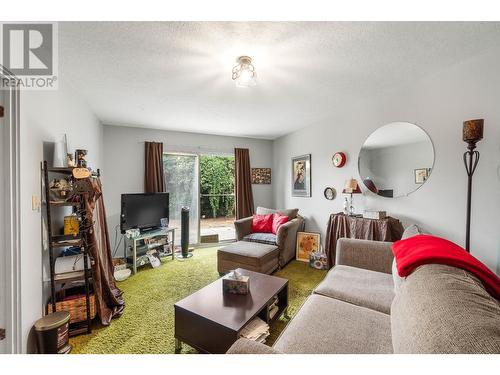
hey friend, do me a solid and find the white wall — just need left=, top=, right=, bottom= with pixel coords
left=102, top=125, right=274, bottom=250
left=20, top=83, right=102, bottom=352
left=273, top=47, right=500, bottom=275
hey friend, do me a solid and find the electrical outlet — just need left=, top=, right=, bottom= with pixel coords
left=32, top=195, right=41, bottom=211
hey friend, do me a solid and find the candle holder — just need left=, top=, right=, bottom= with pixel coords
left=462, top=119, right=484, bottom=252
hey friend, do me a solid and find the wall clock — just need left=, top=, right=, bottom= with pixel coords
left=332, top=152, right=347, bottom=168
left=324, top=187, right=336, bottom=200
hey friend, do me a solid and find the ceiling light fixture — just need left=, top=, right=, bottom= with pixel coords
left=232, top=56, right=257, bottom=87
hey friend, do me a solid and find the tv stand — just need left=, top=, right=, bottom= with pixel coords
left=124, top=227, right=177, bottom=274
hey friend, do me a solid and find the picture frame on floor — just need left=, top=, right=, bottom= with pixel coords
left=291, top=154, right=311, bottom=197
left=296, top=231, right=320, bottom=262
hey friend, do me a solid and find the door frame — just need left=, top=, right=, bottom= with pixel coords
left=0, top=66, right=22, bottom=354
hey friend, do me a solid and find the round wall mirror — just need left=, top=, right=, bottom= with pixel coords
left=358, top=122, right=434, bottom=198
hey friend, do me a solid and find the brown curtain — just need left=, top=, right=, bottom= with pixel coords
left=84, top=178, right=125, bottom=325
left=235, top=148, right=254, bottom=219
left=145, top=141, right=166, bottom=193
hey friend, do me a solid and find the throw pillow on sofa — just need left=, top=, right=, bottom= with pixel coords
left=243, top=232, right=277, bottom=245
left=401, top=224, right=424, bottom=239
left=272, top=213, right=289, bottom=234
left=251, top=214, right=273, bottom=233
left=256, top=207, right=299, bottom=220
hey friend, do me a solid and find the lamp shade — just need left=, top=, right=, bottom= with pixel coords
left=342, top=178, right=362, bottom=194
left=463, top=119, right=484, bottom=143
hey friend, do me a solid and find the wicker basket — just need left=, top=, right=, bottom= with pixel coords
left=112, top=258, right=126, bottom=267
left=48, top=294, right=97, bottom=324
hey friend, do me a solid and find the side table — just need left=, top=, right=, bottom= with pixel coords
left=324, top=213, right=403, bottom=268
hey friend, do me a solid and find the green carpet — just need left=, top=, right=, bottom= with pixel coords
left=70, top=247, right=326, bottom=354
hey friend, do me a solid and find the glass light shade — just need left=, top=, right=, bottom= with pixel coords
left=232, top=56, right=257, bottom=87
left=236, top=70, right=257, bottom=87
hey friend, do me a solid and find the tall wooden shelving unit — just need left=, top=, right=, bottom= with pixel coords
left=42, top=161, right=98, bottom=336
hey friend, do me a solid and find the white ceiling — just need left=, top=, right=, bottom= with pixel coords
left=59, top=22, right=500, bottom=140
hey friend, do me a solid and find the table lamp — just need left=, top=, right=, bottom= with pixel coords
left=342, top=178, right=362, bottom=216
left=463, top=119, right=484, bottom=252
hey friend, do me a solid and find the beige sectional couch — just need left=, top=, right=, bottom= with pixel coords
left=228, top=234, right=500, bottom=354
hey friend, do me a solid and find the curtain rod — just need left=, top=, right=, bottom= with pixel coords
left=138, top=141, right=235, bottom=154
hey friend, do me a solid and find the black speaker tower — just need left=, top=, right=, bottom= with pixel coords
left=177, top=206, right=193, bottom=259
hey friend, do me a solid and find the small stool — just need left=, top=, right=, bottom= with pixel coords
left=217, top=241, right=279, bottom=275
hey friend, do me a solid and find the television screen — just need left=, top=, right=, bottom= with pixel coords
left=120, top=193, right=169, bottom=233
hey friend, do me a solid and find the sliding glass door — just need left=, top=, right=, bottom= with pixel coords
left=199, top=154, right=235, bottom=242
left=163, top=152, right=235, bottom=245
left=163, top=153, right=199, bottom=245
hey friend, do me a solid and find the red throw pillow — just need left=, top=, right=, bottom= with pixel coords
left=272, top=213, right=289, bottom=234
left=251, top=214, right=273, bottom=233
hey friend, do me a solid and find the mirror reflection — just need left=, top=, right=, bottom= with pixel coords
left=358, top=122, right=434, bottom=198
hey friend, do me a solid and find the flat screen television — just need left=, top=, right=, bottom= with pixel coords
left=120, top=193, right=169, bottom=233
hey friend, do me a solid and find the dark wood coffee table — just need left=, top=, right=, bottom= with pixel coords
left=174, top=268, right=289, bottom=353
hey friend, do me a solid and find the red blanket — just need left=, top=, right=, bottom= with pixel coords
left=392, top=234, right=500, bottom=299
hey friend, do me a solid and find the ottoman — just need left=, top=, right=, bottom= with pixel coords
left=217, top=241, right=279, bottom=275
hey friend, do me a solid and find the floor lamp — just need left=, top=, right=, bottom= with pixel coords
left=462, top=119, right=484, bottom=252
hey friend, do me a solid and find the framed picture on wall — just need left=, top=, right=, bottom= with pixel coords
left=296, top=231, right=321, bottom=262
left=291, top=154, right=311, bottom=197
left=415, top=168, right=431, bottom=184
left=251, top=168, right=272, bottom=184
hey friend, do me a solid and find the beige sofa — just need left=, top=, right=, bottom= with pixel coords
left=228, top=233, right=500, bottom=354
